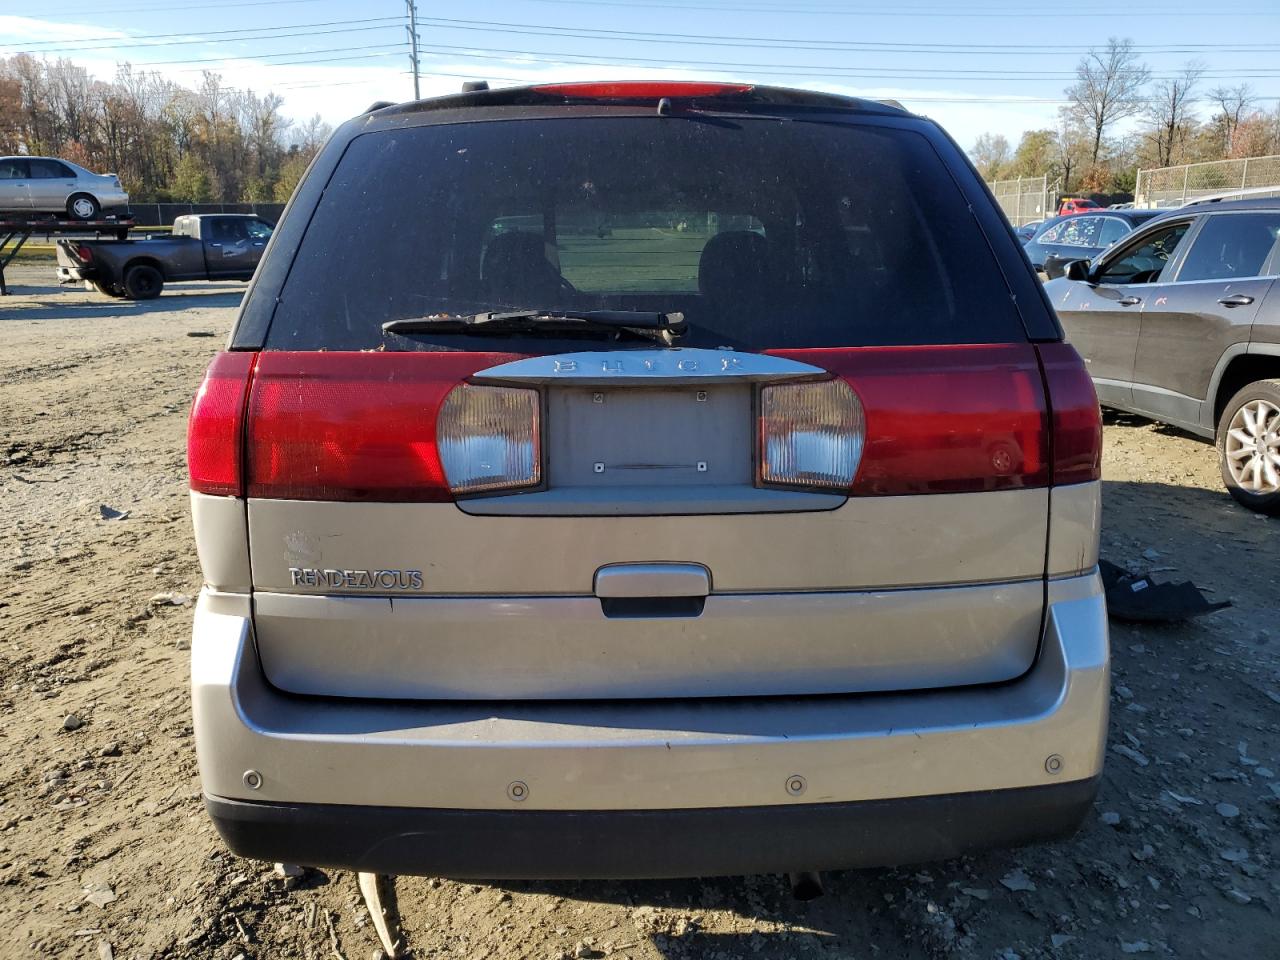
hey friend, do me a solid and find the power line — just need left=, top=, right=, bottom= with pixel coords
left=0, top=23, right=405, bottom=57
left=122, top=41, right=404, bottom=69
left=19, top=0, right=363, bottom=17
left=507, top=0, right=1280, bottom=15
left=414, top=15, right=1280, bottom=55
left=0, top=16, right=404, bottom=51
left=276, top=67, right=522, bottom=91
left=221, top=49, right=408, bottom=70
left=412, top=41, right=1280, bottom=81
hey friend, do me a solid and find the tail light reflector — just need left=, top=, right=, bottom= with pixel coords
left=76, top=244, right=93, bottom=263
left=245, top=352, right=519, bottom=502
left=188, top=351, right=256, bottom=497
left=438, top=384, right=541, bottom=494
left=759, top=379, right=864, bottom=490
left=1037, top=343, right=1102, bottom=485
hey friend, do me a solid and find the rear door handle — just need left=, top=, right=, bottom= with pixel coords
left=1118, top=296, right=1142, bottom=306
left=1218, top=294, right=1254, bottom=307
left=594, top=562, right=710, bottom=598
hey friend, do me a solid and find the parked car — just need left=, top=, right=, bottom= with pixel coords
left=0, top=155, right=128, bottom=220
left=56, top=213, right=272, bottom=299
left=1014, top=220, right=1042, bottom=243
left=1047, top=197, right=1280, bottom=513
left=1024, top=210, right=1161, bottom=276
left=187, top=81, right=1107, bottom=884
left=1058, top=197, right=1099, bottom=215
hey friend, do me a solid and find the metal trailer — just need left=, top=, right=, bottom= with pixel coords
left=0, top=215, right=135, bottom=295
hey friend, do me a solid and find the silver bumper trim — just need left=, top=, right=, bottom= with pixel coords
left=193, top=572, right=1108, bottom=811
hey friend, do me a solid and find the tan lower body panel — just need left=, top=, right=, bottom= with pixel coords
left=253, top=579, right=1044, bottom=699
left=246, top=487, right=1054, bottom=595
left=192, top=572, right=1108, bottom=811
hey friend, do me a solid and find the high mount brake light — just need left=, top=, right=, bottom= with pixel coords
left=532, top=81, right=754, bottom=99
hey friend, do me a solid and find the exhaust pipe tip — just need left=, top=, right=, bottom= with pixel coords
left=788, top=871, right=824, bottom=901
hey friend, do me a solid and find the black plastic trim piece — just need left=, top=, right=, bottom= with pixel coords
left=206, top=778, right=1099, bottom=879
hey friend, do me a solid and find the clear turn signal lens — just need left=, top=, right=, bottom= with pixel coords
left=438, top=384, right=541, bottom=494
left=759, top=379, right=864, bottom=490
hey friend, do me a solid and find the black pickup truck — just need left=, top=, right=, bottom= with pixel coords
left=56, top=213, right=273, bottom=299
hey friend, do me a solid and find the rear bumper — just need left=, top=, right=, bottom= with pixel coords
left=56, top=264, right=92, bottom=282
left=193, top=571, right=1109, bottom=876
left=207, top=778, right=1099, bottom=879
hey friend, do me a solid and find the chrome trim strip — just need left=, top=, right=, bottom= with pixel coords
left=471, top=348, right=827, bottom=386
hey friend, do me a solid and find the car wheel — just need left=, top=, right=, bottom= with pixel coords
left=123, top=264, right=164, bottom=300
left=67, top=194, right=101, bottom=221
left=1217, top=379, right=1280, bottom=515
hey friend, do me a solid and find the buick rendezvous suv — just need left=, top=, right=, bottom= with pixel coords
left=187, top=82, right=1109, bottom=881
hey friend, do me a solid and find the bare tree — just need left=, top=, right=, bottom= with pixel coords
left=1066, top=37, right=1151, bottom=166
left=1145, top=61, right=1204, bottom=168
left=1209, top=83, right=1255, bottom=157
left=291, top=113, right=333, bottom=156
left=970, top=132, right=1012, bottom=180
left=1054, top=111, right=1093, bottom=193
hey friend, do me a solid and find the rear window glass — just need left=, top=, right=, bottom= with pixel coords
left=267, top=116, right=1024, bottom=351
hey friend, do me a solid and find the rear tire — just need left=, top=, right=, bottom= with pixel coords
left=1217, top=379, right=1280, bottom=515
left=67, top=194, right=101, bottom=221
left=123, top=264, right=163, bottom=300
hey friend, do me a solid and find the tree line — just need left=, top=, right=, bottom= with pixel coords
left=0, top=55, right=333, bottom=203
left=969, top=37, right=1280, bottom=195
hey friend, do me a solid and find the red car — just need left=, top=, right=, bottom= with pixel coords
left=1058, top=197, right=1100, bottom=215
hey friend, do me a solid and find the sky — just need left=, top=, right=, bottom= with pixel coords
left=3, top=0, right=1280, bottom=151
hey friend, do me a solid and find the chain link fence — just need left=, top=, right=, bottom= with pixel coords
left=986, top=175, right=1057, bottom=226
left=128, top=202, right=286, bottom=226
left=1135, top=155, right=1280, bottom=208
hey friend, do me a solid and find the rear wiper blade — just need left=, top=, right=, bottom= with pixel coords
left=382, top=309, right=686, bottom=343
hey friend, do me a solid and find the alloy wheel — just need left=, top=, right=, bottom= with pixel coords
left=1225, top=398, right=1280, bottom=494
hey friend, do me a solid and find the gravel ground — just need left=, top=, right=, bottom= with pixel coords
left=0, top=262, right=1276, bottom=960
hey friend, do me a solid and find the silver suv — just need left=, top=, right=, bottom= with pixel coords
left=188, top=82, right=1109, bottom=880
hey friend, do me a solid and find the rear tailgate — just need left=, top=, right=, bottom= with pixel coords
left=191, top=100, right=1098, bottom=702
left=226, top=344, right=1062, bottom=700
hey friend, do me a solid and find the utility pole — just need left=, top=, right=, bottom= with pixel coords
left=406, top=0, right=420, bottom=100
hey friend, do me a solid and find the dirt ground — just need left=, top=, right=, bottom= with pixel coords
left=1, top=261, right=1276, bottom=960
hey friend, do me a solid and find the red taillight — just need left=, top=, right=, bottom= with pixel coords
left=771, top=345, right=1051, bottom=495
left=532, top=81, right=753, bottom=99
left=188, top=351, right=256, bottom=497
left=1036, top=342, right=1102, bottom=485
left=76, top=244, right=93, bottom=263
left=244, top=352, right=520, bottom=502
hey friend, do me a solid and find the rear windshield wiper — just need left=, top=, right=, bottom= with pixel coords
left=382, top=309, right=686, bottom=344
